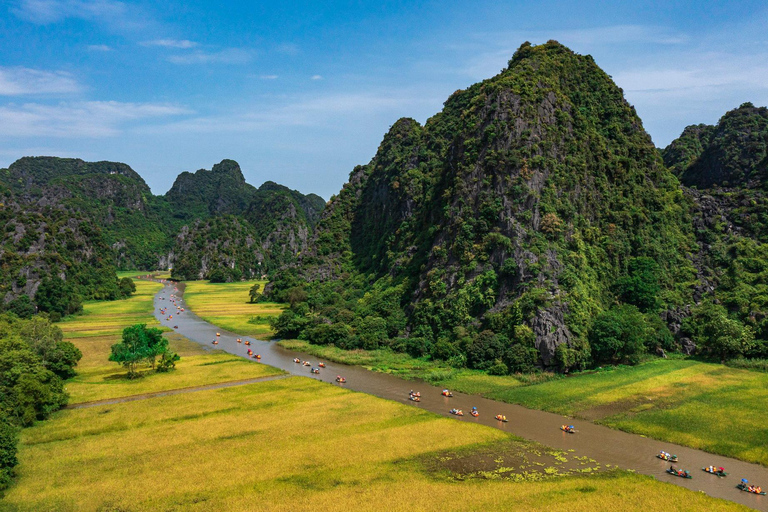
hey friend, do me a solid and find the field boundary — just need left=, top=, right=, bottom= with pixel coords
left=65, top=374, right=290, bottom=409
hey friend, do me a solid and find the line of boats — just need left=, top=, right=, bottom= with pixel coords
left=659, top=452, right=764, bottom=493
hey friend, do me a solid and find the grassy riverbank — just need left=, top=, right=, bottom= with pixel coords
left=280, top=340, right=768, bottom=466
left=182, top=280, right=284, bottom=337
left=2, top=376, right=743, bottom=511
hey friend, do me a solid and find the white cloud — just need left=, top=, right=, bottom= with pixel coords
left=166, top=48, right=253, bottom=65
left=260, top=75, right=279, bottom=80
left=0, top=101, right=191, bottom=137
left=147, top=90, right=435, bottom=134
left=0, top=66, right=81, bottom=95
left=87, top=44, right=111, bottom=51
left=310, top=75, right=323, bottom=80
left=141, top=39, right=197, bottom=49
left=12, top=0, right=140, bottom=28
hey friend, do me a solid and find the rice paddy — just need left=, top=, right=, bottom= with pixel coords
left=182, top=280, right=285, bottom=337
left=58, top=276, right=283, bottom=404
left=2, top=278, right=750, bottom=510
left=1, top=377, right=744, bottom=511
left=279, top=341, right=768, bottom=466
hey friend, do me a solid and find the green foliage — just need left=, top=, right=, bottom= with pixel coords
left=4, top=296, right=35, bottom=319
left=248, top=282, right=262, bottom=303
left=34, top=276, right=82, bottom=317
left=613, top=257, right=661, bottom=312
left=684, top=302, right=755, bottom=362
left=109, top=324, right=171, bottom=378
left=0, top=418, right=18, bottom=491
left=589, top=305, right=649, bottom=365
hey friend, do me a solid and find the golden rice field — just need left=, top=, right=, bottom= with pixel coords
left=278, top=340, right=768, bottom=466
left=58, top=277, right=283, bottom=404
left=1, top=377, right=744, bottom=512
left=182, top=279, right=285, bottom=337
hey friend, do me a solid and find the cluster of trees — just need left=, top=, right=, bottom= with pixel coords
left=0, top=314, right=81, bottom=490
left=1, top=276, right=136, bottom=322
left=109, top=324, right=179, bottom=378
left=270, top=256, right=678, bottom=374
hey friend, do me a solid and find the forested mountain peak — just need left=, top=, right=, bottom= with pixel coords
left=663, top=102, right=768, bottom=188
left=5, top=156, right=149, bottom=193
left=273, top=40, right=693, bottom=368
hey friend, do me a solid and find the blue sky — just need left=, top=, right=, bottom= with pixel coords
left=1, top=0, right=767, bottom=199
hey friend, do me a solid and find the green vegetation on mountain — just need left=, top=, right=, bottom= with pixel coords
left=662, top=103, right=768, bottom=362
left=269, top=40, right=696, bottom=372
left=664, top=103, right=768, bottom=188
left=0, top=157, right=324, bottom=311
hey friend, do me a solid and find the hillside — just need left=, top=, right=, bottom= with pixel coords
left=664, top=103, right=768, bottom=355
left=0, top=157, right=325, bottom=309
left=270, top=41, right=697, bottom=370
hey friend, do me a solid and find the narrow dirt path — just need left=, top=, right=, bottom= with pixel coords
left=66, top=374, right=290, bottom=410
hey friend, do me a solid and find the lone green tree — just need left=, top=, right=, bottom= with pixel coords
left=109, top=324, right=167, bottom=378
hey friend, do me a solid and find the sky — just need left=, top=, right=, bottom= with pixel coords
left=1, top=1, right=767, bottom=199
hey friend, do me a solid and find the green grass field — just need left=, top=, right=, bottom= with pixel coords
left=182, top=280, right=285, bottom=337
left=1, top=377, right=743, bottom=512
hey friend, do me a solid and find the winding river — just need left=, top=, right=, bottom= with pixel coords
left=152, top=280, right=767, bottom=510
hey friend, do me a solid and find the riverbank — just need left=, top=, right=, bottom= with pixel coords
left=279, top=340, right=768, bottom=466
left=182, top=279, right=284, bottom=337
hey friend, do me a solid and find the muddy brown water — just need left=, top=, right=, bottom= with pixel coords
left=152, top=280, right=768, bottom=510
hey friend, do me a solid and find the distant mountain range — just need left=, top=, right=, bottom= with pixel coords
left=0, top=157, right=324, bottom=311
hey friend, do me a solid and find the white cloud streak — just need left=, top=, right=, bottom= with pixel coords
left=86, top=44, right=112, bottom=51
left=141, top=39, right=197, bottom=49
left=0, top=67, right=81, bottom=95
left=166, top=48, right=253, bottom=65
left=146, top=90, right=435, bottom=134
left=0, top=101, right=192, bottom=137
left=12, top=0, right=143, bottom=29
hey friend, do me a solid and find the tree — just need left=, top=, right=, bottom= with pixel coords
left=687, top=302, right=754, bottom=362
left=34, top=275, right=82, bottom=318
left=118, top=277, right=136, bottom=298
left=0, top=418, right=18, bottom=490
left=18, top=316, right=81, bottom=379
left=207, top=268, right=228, bottom=283
left=5, top=296, right=35, bottom=319
left=589, top=305, right=649, bottom=364
left=248, top=283, right=262, bottom=303
left=109, top=324, right=166, bottom=378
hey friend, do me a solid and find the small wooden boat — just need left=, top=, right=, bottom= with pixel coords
left=702, top=467, right=727, bottom=477
left=737, top=483, right=766, bottom=495
left=495, top=415, right=508, bottom=422
left=561, top=425, right=575, bottom=434
left=666, top=468, right=692, bottom=479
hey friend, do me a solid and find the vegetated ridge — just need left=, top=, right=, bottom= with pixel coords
left=268, top=40, right=700, bottom=372
left=0, top=157, right=324, bottom=313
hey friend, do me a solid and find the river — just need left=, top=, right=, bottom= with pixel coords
left=152, top=279, right=767, bottom=510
